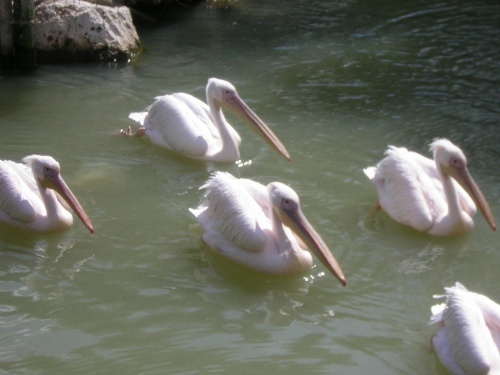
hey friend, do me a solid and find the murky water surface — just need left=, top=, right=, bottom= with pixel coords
left=0, top=0, right=499, bottom=373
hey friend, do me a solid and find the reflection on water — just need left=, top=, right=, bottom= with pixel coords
left=0, top=0, right=499, bottom=373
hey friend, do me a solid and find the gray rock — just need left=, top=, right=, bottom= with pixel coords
left=35, top=0, right=141, bottom=63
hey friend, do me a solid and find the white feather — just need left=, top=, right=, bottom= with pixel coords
left=430, top=283, right=500, bottom=375
left=194, top=172, right=267, bottom=252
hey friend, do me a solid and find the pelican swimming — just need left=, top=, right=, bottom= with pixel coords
left=190, top=172, right=347, bottom=286
left=429, top=282, right=500, bottom=375
left=0, top=155, right=94, bottom=233
left=363, top=138, right=496, bottom=236
left=121, top=78, right=291, bottom=163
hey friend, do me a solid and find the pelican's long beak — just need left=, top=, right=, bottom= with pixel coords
left=279, top=207, right=347, bottom=286
left=450, top=166, right=496, bottom=232
left=226, top=94, right=291, bottom=162
left=45, top=173, right=95, bottom=234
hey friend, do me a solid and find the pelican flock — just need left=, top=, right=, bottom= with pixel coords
left=364, top=138, right=496, bottom=236
left=0, top=155, right=94, bottom=233
left=122, top=78, right=291, bottom=163
left=430, top=282, right=500, bottom=375
left=190, top=171, right=347, bottom=286
left=3, top=74, right=499, bottom=372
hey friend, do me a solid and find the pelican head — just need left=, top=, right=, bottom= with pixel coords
left=268, top=182, right=347, bottom=286
left=431, top=139, right=496, bottom=231
left=23, top=155, right=95, bottom=234
left=207, top=78, right=291, bottom=162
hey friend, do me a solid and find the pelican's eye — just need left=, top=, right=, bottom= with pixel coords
left=45, top=166, right=56, bottom=174
left=43, top=166, right=58, bottom=177
left=222, top=89, right=235, bottom=101
left=281, top=198, right=297, bottom=211
left=450, top=157, right=463, bottom=168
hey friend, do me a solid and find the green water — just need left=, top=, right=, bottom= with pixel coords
left=0, top=0, right=498, bottom=373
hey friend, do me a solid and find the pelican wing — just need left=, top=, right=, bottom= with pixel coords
left=470, top=292, right=500, bottom=350
left=191, top=172, right=267, bottom=253
left=0, top=160, right=40, bottom=223
left=367, top=146, right=446, bottom=232
left=140, top=94, right=215, bottom=157
left=170, top=93, right=218, bottom=138
left=432, top=330, right=472, bottom=375
left=430, top=283, right=500, bottom=375
left=239, top=177, right=271, bottom=212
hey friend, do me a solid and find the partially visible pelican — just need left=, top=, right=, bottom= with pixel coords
left=0, top=155, right=94, bottom=233
left=190, top=172, right=347, bottom=286
left=363, top=139, right=496, bottom=236
left=429, top=282, right=500, bottom=375
left=122, top=78, right=291, bottom=163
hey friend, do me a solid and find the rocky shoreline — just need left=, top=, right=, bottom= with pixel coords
left=33, top=0, right=203, bottom=64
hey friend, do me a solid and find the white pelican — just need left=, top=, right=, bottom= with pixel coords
left=429, top=282, right=500, bottom=375
left=0, top=155, right=94, bottom=233
left=190, top=172, right=347, bottom=286
left=121, top=78, right=291, bottom=163
left=363, top=138, right=496, bottom=236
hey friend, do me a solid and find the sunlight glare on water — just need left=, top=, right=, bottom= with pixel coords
left=0, top=0, right=499, bottom=373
